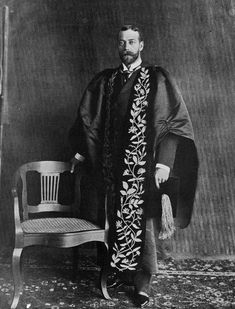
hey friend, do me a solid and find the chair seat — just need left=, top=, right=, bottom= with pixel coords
left=22, top=217, right=101, bottom=234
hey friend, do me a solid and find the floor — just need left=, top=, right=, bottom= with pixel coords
left=0, top=247, right=235, bottom=309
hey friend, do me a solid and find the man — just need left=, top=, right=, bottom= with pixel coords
left=69, top=25, right=198, bottom=308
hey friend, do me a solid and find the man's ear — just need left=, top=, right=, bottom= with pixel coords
left=140, top=41, right=144, bottom=51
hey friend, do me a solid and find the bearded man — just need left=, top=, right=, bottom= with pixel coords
left=69, top=25, right=198, bottom=308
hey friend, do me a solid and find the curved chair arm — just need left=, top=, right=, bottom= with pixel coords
left=12, top=187, right=24, bottom=246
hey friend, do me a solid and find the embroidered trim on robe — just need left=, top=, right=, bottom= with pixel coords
left=109, top=68, right=150, bottom=271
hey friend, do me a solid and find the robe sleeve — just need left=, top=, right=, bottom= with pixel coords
left=148, top=67, right=198, bottom=227
left=156, top=133, right=179, bottom=171
left=68, top=69, right=111, bottom=158
left=68, top=109, right=88, bottom=158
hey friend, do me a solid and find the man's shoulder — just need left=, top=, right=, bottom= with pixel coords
left=85, top=68, right=115, bottom=91
left=142, top=64, right=170, bottom=76
left=88, top=68, right=119, bottom=85
left=95, top=67, right=119, bottom=78
left=142, top=64, right=175, bottom=84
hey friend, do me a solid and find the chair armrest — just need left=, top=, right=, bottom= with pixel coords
left=12, top=187, right=24, bottom=239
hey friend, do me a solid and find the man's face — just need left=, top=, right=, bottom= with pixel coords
left=118, top=29, right=144, bottom=66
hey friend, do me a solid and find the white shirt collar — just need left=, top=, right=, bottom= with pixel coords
left=122, top=57, right=142, bottom=72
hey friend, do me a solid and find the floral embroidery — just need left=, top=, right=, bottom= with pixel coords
left=111, top=68, right=150, bottom=271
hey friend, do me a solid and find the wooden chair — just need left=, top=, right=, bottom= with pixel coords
left=11, top=161, right=110, bottom=309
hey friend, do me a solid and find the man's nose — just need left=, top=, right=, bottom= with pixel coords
left=123, top=42, right=130, bottom=50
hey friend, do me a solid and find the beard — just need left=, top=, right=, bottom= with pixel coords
left=119, top=50, right=139, bottom=66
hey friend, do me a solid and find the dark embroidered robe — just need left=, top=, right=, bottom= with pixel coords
left=69, top=65, right=199, bottom=272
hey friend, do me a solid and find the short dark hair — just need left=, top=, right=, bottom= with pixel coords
left=119, top=25, right=144, bottom=42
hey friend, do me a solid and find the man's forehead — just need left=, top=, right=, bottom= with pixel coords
left=118, top=29, right=140, bottom=41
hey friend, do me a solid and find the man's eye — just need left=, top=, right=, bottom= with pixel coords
left=119, top=41, right=124, bottom=46
left=129, top=41, right=135, bottom=45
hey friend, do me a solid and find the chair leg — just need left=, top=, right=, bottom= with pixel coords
left=100, top=243, right=111, bottom=300
left=11, top=248, right=23, bottom=309
left=72, top=247, right=78, bottom=281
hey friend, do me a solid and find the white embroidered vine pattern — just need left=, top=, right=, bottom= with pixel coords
left=111, top=68, right=150, bottom=271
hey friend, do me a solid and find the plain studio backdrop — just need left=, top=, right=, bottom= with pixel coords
left=0, top=0, right=234, bottom=258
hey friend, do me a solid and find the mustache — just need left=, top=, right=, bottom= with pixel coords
left=122, top=51, right=135, bottom=56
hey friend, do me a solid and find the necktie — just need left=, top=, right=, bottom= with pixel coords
left=121, top=65, right=141, bottom=85
left=122, top=71, right=130, bottom=85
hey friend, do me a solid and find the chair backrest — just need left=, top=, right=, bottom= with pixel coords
left=14, top=161, right=79, bottom=221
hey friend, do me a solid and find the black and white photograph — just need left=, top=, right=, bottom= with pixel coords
left=0, top=1, right=234, bottom=308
